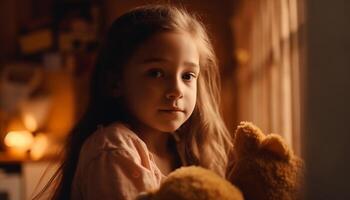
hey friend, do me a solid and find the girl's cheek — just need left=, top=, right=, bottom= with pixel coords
left=137, top=83, right=161, bottom=96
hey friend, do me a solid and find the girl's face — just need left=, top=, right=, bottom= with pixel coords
left=120, top=31, right=200, bottom=133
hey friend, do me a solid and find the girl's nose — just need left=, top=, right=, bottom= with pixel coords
left=165, top=80, right=183, bottom=100
left=166, top=91, right=183, bottom=100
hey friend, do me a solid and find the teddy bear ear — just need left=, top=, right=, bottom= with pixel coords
left=234, top=121, right=265, bottom=157
left=260, top=134, right=293, bottom=160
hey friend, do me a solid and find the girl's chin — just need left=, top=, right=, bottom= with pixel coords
left=157, top=122, right=183, bottom=133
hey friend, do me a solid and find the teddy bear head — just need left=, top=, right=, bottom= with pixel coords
left=228, top=122, right=303, bottom=200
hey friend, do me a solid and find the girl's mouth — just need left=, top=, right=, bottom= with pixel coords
left=158, top=108, right=185, bottom=113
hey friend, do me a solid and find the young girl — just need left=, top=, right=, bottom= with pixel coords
left=40, top=4, right=233, bottom=200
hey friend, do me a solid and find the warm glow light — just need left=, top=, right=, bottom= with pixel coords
left=23, top=113, right=38, bottom=132
left=236, top=48, right=250, bottom=64
left=30, top=133, right=49, bottom=160
left=21, top=95, right=52, bottom=133
left=4, top=130, right=34, bottom=150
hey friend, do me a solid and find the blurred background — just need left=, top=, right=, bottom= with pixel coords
left=0, top=0, right=349, bottom=200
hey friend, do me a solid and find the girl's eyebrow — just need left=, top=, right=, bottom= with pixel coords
left=142, top=57, right=199, bottom=68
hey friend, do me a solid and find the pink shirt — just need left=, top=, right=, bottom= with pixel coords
left=71, top=122, right=183, bottom=200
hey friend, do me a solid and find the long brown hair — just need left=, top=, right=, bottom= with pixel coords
left=34, top=4, right=232, bottom=199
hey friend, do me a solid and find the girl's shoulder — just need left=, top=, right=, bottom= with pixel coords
left=79, top=122, right=148, bottom=163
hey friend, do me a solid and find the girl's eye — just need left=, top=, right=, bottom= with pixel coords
left=182, top=73, right=197, bottom=81
left=147, top=69, right=164, bottom=78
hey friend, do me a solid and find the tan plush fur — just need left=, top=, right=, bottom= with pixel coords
left=138, top=166, right=243, bottom=200
left=227, top=122, right=303, bottom=200
left=137, top=122, right=303, bottom=200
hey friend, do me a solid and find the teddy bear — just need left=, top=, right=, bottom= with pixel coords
left=227, top=121, right=304, bottom=200
left=137, top=122, right=303, bottom=200
left=137, top=166, right=244, bottom=200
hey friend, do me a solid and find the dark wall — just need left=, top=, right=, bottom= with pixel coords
left=304, top=0, right=350, bottom=199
